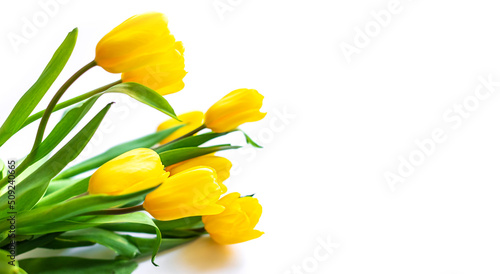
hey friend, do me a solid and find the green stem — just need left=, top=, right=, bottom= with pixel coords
left=21, top=80, right=121, bottom=130
left=13, top=80, right=121, bottom=178
left=0, top=61, right=98, bottom=189
left=155, top=124, right=207, bottom=151
left=84, top=204, right=144, bottom=216
left=30, top=60, right=97, bottom=152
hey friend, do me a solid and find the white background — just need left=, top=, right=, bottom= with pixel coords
left=2, top=0, right=500, bottom=273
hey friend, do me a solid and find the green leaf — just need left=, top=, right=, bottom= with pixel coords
left=0, top=249, right=27, bottom=274
left=99, top=216, right=205, bottom=238
left=58, top=228, right=140, bottom=259
left=17, top=212, right=163, bottom=266
left=159, top=145, right=241, bottom=166
left=56, top=125, right=184, bottom=179
left=19, top=257, right=137, bottom=274
left=15, top=233, right=62, bottom=255
left=106, top=82, right=177, bottom=119
left=0, top=29, right=78, bottom=147
left=45, top=177, right=85, bottom=195
left=35, top=177, right=89, bottom=208
left=154, top=132, right=231, bottom=153
left=0, top=159, right=6, bottom=181
left=237, top=129, right=263, bottom=148
left=29, top=96, right=100, bottom=165
left=42, top=238, right=95, bottom=249
left=124, top=235, right=196, bottom=258
left=2, top=186, right=157, bottom=232
left=0, top=103, right=112, bottom=213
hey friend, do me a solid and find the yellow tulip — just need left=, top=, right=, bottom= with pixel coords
left=88, top=148, right=167, bottom=195
left=204, top=89, right=266, bottom=133
left=143, top=166, right=226, bottom=221
left=95, top=12, right=176, bottom=73
left=202, top=192, right=264, bottom=245
left=121, top=41, right=187, bottom=95
left=165, top=154, right=232, bottom=192
left=157, top=111, right=204, bottom=144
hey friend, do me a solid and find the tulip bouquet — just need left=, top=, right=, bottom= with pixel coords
left=1, top=12, right=265, bottom=273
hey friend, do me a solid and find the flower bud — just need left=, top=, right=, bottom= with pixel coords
left=144, top=166, right=226, bottom=221
left=202, top=192, right=264, bottom=244
left=204, top=89, right=266, bottom=133
left=165, top=154, right=232, bottom=192
left=88, top=148, right=167, bottom=195
left=95, top=12, right=176, bottom=73
left=121, top=41, right=187, bottom=95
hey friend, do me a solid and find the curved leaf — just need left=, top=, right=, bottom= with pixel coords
left=0, top=103, right=112, bottom=212
left=58, top=228, right=139, bottom=259
left=0, top=29, right=78, bottom=147
left=19, top=257, right=137, bottom=274
left=106, top=82, right=177, bottom=119
left=154, top=132, right=231, bottom=153
left=18, top=212, right=162, bottom=266
left=8, top=187, right=157, bottom=232
left=35, top=177, right=89, bottom=208
left=28, top=96, right=99, bottom=165
left=0, top=159, right=6, bottom=181
left=159, top=145, right=241, bottom=166
left=56, top=125, right=184, bottom=179
left=124, top=235, right=196, bottom=258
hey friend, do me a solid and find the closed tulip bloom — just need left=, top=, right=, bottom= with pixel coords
left=143, top=167, right=226, bottom=221
left=88, top=148, right=167, bottom=195
left=202, top=192, right=264, bottom=245
left=165, top=155, right=232, bottom=192
left=121, top=41, right=187, bottom=95
left=157, top=111, right=204, bottom=144
left=95, top=12, right=176, bottom=73
left=204, top=89, right=266, bottom=133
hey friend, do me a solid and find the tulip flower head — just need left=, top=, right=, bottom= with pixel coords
left=165, top=154, right=232, bottom=190
left=95, top=12, right=177, bottom=73
left=143, top=166, right=226, bottom=221
left=121, top=41, right=187, bottom=95
left=157, top=111, right=204, bottom=144
left=88, top=148, right=167, bottom=195
left=204, top=89, right=266, bottom=133
left=202, top=192, right=264, bottom=245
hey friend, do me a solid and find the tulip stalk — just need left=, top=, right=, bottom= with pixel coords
left=32, top=60, right=97, bottom=150
left=84, top=204, right=144, bottom=216
left=19, top=61, right=97, bottom=178
left=156, top=124, right=206, bottom=149
left=21, top=80, right=122, bottom=129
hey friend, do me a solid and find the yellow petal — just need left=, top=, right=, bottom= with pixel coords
left=157, top=111, right=204, bottom=144
left=144, top=167, right=224, bottom=221
left=205, top=89, right=266, bottom=133
left=88, top=148, right=166, bottom=195
left=95, top=12, right=177, bottom=73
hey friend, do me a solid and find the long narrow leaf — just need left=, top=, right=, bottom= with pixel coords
left=154, top=132, right=231, bottom=153
left=0, top=29, right=78, bottom=147
left=19, top=257, right=138, bottom=274
left=35, top=177, right=89, bottom=208
left=8, top=187, right=157, bottom=232
left=17, top=211, right=162, bottom=265
left=106, top=82, right=177, bottom=119
left=159, top=145, right=241, bottom=167
left=56, top=125, right=183, bottom=179
left=0, top=103, right=112, bottom=213
left=42, top=238, right=95, bottom=249
left=29, top=96, right=99, bottom=165
left=124, top=235, right=197, bottom=258
left=58, top=228, right=140, bottom=259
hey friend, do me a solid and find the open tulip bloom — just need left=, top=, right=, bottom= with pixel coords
left=0, top=12, right=265, bottom=273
